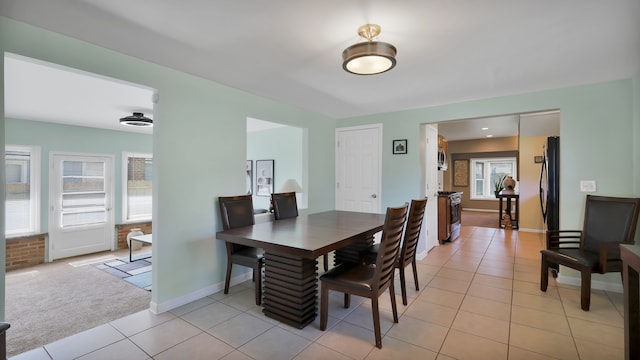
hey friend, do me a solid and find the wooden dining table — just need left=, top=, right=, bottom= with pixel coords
left=215, top=210, right=386, bottom=329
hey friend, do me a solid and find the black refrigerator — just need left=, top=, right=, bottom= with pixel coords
left=540, top=136, right=560, bottom=273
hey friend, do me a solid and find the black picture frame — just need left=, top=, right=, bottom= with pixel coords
left=246, top=160, right=253, bottom=194
left=255, top=160, right=274, bottom=196
left=393, top=139, right=407, bottom=154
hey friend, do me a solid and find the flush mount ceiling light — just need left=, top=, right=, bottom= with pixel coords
left=120, top=112, right=153, bottom=127
left=342, top=24, right=397, bottom=75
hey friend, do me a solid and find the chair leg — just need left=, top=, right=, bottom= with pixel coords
left=389, top=279, right=399, bottom=323
left=399, top=266, right=408, bottom=306
left=540, top=255, right=549, bottom=292
left=320, top=283, right=329, bottom=331
left=323, top=254, right=329, bottom=272
left=224, top=262, right=233, bottom=294
left=581, top=269, right=591, bottom=311
left=371, top=297, right=382, bottom=348
left=411, top=259, right=420, bottom=291
left=344, top=293, right=351, bottom=308
left=254, top=263, right=262, bottom=306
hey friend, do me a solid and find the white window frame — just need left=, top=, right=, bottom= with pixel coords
left=5, top=145, right=41, bottom=237
left=122, top=152, right=153, bottom=223
left=469, top=157, right=517, bottom=200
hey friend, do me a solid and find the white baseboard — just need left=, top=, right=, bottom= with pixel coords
left=150, top=272, right=253, bottom=314
left=557, top=274, right=623, bottom=293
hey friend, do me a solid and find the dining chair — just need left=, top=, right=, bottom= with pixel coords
left=320, top=203, right=408, bottom=348
left=218, top=195, right=264, bottom=305
left=271, top=192, right=330, bottom=271
left=361, top=198, right=428, bottom=305
left=540, top=195, right=640, bottom=311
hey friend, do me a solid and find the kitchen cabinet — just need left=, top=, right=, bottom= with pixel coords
left=437, top=195, right=451, bottom=243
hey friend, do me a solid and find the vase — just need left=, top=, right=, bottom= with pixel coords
left=126, top=228, right=144, bottom=251
left=503, top=176, right=516, bottom=191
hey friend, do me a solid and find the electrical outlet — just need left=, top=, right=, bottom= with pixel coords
left=580, top=180, right=596, bottom=192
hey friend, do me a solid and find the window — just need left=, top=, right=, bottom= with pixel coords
left=5, top=145, right=40, bottom=236
left=122, top=152, right=153, bottom=222
left=470, top=157, right=517, bottom=200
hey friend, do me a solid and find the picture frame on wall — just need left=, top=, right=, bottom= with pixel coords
left=255, top=160, right=274, bottom=196
left=246, top=160, right=253, bottom=194
left=393, top=139, right=407, bottom=154
left=453, top=159, right=469, bottom=187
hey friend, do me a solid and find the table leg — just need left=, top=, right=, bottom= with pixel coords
left=262, top=252, right=318, bottom=329
left=624, top=263, right=640, bottom=359
left=334, top=233, right=376, bottom=265
left=498, top=198, right=504, bottom=228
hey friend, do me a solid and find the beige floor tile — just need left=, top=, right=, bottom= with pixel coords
left=513, top=279, right=559, bottom=298
left=221, top=350, right=256, bottom=360
left=416, top=287, right=465, bottom=309
left=180, top=301, right=243, bottom=330
left=239, top=326, right=311, bottom=360
left=574, top=338, right=624, bottom=360
left=343, top=303, right=395, bottom=334
left=169, top=296, right=217, bottom=316
left=428, top=275, right=471, bottom=294
left=43, top=324, right=125, bottom=360
left=472, top=273, right=513, bottom=290
left=567, top=317, right=624, bottom=349
left=476, top=265, right=513, bottom=278
left=509, top=323, right=579, bottom=360
left=440, top=329, right=508, bottom=360
left=508, top=346, right=559, bottom=360
left=512, top=291, right=564, bottom=314
left=451, top=310, right=510, bottom=343
left=404, top=299, right=459, bottom=327
left=436, top=267, right=475, bottom=281
left=207, top=313, right=275, bottom=348
left=154, top=332, right=235, bottom=360
left=129, top=318, right=202, bottom=356
left=479, top=258, right=514, bottom=271
left=109, top=309, right=176, bottom=337
left=75, top=339, right=148, bottom=360
left=386, top=315, right=448, bottom=352
left=364, top=336, right=438, bottom=360
left=510, top=305, right=571, bottom=335
left=513, top=269, right=540, bottom=283
left=293, top=343, right=352, bottom=360
left=467, top=282, right=512, bottom=304
left=316, top=322, right=376, bottom=360
left=459, top=295, right=511, bottom=321
left=218, top=287, right=262, bottom=312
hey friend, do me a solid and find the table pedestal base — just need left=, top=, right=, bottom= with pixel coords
left=262, top=253, right=318, bottom=329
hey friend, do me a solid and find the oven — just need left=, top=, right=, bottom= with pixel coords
left=449, top=192, right=461, bottom=241
left=437, top=191, right=462, bottom=242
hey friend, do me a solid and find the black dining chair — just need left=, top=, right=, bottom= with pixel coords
left=320, top=203, right=408, bottom=348
left=271, top=192, right=330, bottom=271
left=361, top=198, right=427, bottom=305
left=218, top=195, right=264, bottom=305
left=540, top=195, right=640, bottom=311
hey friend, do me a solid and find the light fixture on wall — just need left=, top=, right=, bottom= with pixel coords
left=342, top=24, right=397, bottom=75
left=279, top=179, right=303, bottom=193
left=120, top=112, right=153, bottom=127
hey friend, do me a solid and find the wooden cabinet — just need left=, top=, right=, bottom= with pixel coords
left=437, top=195, right=451, bottom=243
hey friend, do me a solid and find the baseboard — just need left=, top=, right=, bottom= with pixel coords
left=557, top=274, right=623, bottom=293
left=150, top=272, right=253, bottom=314
left=516, top=227, right=544, bottom=234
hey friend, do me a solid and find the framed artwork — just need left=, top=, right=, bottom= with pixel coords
left=393, top=139, right=407, bottom=154
left=255, top=160, right=274, bottom=196
left=453, top=159, right=469, bottom=187
left=246, top=160, right=253, bottom=194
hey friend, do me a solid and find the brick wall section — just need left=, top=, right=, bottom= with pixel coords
left=6, top=234, right=46, bottom=271
left=116, top=222, right=152, bottom=250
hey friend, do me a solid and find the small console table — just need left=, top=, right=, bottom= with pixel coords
left=496, top=190, right=519, bottom=229
left=129, top=234, right=152, bottom=262
left=621, top=244, right=640, bottom=360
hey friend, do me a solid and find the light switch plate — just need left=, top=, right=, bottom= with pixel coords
left=580, top=180, right=596, bottom=192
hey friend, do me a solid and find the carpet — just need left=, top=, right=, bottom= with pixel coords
left=95, top=257, right=152, bottom=291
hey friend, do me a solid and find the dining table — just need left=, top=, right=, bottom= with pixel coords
left=215, top=210, right=386, bottom=329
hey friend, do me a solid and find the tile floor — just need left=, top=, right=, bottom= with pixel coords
left=10, top=226, right=625, bottom=360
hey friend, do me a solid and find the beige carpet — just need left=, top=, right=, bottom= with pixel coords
left=461, top=210, right=499, bottom=228
left=5, top=250, right=151, bottom=357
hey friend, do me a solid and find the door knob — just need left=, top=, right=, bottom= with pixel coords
left=371, top=194, right=377, bottom=199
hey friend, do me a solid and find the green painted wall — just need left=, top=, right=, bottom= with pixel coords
left=5, top=118, right=152, bottom=231
left=0, top=16, right=336, bottom=315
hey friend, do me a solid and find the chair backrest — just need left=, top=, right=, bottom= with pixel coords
left=398, top=198, right=428, bottom=266
left=218, top=195, right=256, bottom=254
left=271, top=192, right=299, bottom=220
left=373, top=204, right=409, bottom=292
left=582, top=195, right=640, bottom=253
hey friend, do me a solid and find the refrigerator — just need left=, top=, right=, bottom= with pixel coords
left=540, top=136, right=560, bottom=274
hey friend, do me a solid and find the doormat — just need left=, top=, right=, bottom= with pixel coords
left=94, top=257, right=152, bottom=291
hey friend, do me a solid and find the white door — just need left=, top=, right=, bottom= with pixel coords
left=336, top=125, right=382, bottom=213
left=49, top=153, right=114, bottom=260
left=423, top=125, right=440, bottom=252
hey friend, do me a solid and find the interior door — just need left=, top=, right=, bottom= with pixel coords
left=49, top=153, right=114, bottom=260
left=423, top=125, right=440, bottom=252
left=336, top=125, right=382, bottom=213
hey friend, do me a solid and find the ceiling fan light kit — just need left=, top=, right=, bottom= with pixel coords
left=342, top=24, right=397, bottom=75
left=120, top=112, right=153, bottom=127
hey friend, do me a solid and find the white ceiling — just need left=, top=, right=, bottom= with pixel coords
left=2, top=1, right=638, bottom=136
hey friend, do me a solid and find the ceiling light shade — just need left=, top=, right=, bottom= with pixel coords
left=120, top=112, right=153, bottom=127
left=342, top=24, right=397, bottom=75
